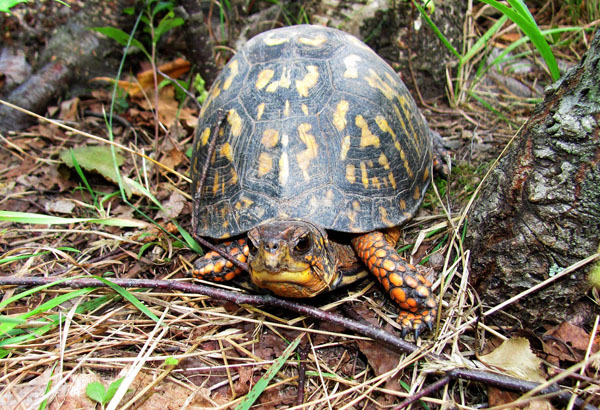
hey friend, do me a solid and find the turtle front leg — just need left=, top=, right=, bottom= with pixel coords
left=351, top=231, right=437, bottom=338
left=192, top=239, right=249, bottom=282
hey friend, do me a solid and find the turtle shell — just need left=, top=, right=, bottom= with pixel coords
left=191, top=25, right=433, bottom=239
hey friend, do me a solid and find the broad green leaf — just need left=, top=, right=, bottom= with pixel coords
left=154, top=16, right=184, bottom=43
left=86, top=381, right=107, bottom=404
left=60, top=145, right=124, bottom=181
left=105, top=377, right=125, bottom=403
left=0, top=0, right=28, bottom=13
left=164, top=357, right=179, bottom=366
left=90, top=26, right=150, bottom=58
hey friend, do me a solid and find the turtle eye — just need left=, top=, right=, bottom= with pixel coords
left=294, top=235, right=311, bottom=255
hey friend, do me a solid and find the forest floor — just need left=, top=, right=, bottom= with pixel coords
left=0, top=1, right=598, bottom=409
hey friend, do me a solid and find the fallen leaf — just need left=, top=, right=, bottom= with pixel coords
left=92, top=58, right=190, bottom=97
left=543, top=322, right=599, bottom=363
left=479, top=337, right=545, bottom=382
left=157, top=191, right=186, bottom=220
left=45, top=199, right=76, bottom=214
left=59, top=145, right=140, bottom=197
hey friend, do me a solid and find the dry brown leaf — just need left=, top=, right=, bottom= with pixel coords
left=157, top=191, right=186, bottom=220
left=479, top=337, right=545, bottom=382
left=45, top=198, right=76, bottom=214
left=92, top=58, right=190, bottom=97
left=543, top=322, right=599, bottom=363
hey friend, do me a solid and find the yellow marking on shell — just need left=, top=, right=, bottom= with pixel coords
left=375, top=116, right=397, bottom=139
left=378, top=153, right=390, bottom=169
left=379, top=206, right=395, bottom=227
left=284, top=100, right=290, bottom=117
left=377, top=115, right=413, bottom=178
left=399, top=199, right=407, bottom=209
left=413, top=186, right=421, bottom=200
left=296, top=65, right=319, bottom=97
left=257, top=103, right=265, bottom=120
left=199, top=80, right=221, bottom=118
left=220, top=142, right=233, bottom=161
left=398, top=95, right=419, bottom=149
left=227, top=109, right=242, bottom=137
left=256, top=69, right=275, bottom=90
left=296, top=123, right=318, bottom=181
left=235, top=197, right=254, bottom=210
left=343, top=54, right=361, bottom=78
left=346, top=163, right=356, bottom=184
left=231, top=168, right=238, bottom=184
left=340, top=135, right=351, bottom=160
left=212, top=170, right=220, bottom=195
left=385, top=71, right=399, bottom=86
left=257, top=152, right=273, bottom=177
left=372, top=177, right=381, bottom=189
left=360, top=161, right=369, bottom=189
left=223, top=59, right=239, bottom=90
left=333, top=100, right=349, bottom=131
left=266, top=66, right=291, bottom=92
left=279, top=152, right=289, bottom=185
left=423, top=167, right=430, bottom=181
left=281, top=133, right=289, bottom=147
left=355, top=115, right=380, bottom=148
left=298, top=35, right=327, bottom=47
left=301, top=104, right=308, bottom=115
left=261, top=129, right=279, bottom=148
left=325, top=189, right=334, bottom=203
left=388, top=172, right=397, bottom=189
left=352, top=200, right=361, bottom=210
left=264, top=36, right=289, bottom=46
left=365, top=69, right=396, bottom=100
left=200, top=127, right=211, bottom=146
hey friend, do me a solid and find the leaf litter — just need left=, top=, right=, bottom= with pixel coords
left=0, top=6, right=598, bottom=410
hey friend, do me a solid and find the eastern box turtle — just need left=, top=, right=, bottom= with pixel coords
left=190, top=25, right=437, bottom=337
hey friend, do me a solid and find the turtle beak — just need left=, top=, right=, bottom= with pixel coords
left=247, top=220, right=337, bottom=298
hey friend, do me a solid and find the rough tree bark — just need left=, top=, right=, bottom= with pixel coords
left=465, top=30, right=600, bottom=329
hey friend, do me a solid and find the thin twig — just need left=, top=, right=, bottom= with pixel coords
left=0, top=276, right=595, bottom=410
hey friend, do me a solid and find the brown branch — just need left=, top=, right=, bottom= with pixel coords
left=0, top=276, right=595, bottom=409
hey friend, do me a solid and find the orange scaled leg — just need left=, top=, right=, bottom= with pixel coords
left=192, top=239, right=249, bottom=282
left=351, top=231, right=437, bottom=337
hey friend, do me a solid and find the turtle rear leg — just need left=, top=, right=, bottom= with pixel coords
left=192, top=239, right=249, bottom=282
left=351, top=231, right=437, bottom=338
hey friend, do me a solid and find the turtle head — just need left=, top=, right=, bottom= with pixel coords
left=247, top=219, right=338, bottom=298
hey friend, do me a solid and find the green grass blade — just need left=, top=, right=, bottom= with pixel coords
left=412, top=0, right=461, bottom=59
left=92, top=276, right=161, bottom=323
left=479, top=0, right=560, bottom=80
left=463, top=15, right=508, bottom=62
left=0, top=288, right=94, bottom=335
left=0, top=210, right=148, bottom=228
left=235, top=333, right=304, bottom=410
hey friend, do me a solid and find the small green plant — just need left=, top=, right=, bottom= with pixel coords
left=193, top=74, right=209, bottom=104
left=0, top=0, right=67, bottom=13
left=86, top=377, right=124, bottom=409
left=413, top=0, right=584, bottom=108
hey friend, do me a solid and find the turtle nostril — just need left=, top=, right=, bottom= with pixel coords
left=265, top=240, right=279, bottom=252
